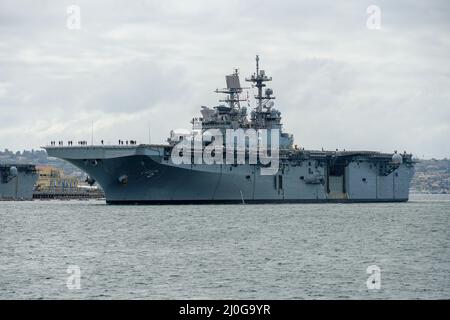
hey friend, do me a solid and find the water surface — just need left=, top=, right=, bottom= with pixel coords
left=0, top=194, right=449, bottom=299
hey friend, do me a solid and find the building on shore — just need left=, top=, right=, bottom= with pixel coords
left=34, top=166, right=104, bottom=199
left=35, top=166, right=79, bottom=191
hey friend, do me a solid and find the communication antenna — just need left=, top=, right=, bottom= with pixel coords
left=91, top=120, right=94, bottom=145
left=148, top=123, right=152, bottom=144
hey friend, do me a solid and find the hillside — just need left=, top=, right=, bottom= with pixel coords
left=411, top=159, right=450, bottom=194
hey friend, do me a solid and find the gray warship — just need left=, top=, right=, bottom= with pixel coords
left=0, top=164, right=37, bottom=200
left=45, top=56, right=415, bottom=204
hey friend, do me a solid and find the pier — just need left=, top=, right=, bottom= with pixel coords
left=33, top=187, right=105, bottom=200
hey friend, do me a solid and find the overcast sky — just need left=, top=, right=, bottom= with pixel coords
left=0, top=0, right=449, bottom=158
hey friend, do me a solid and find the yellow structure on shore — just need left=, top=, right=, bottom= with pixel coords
left=35, top=166, right=78, bottom=190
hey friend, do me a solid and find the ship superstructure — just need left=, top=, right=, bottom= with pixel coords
left=44, top=56, right=415, bottom=204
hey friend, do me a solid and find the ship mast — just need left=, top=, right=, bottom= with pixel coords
left=245, top=55, right=275, bottom=111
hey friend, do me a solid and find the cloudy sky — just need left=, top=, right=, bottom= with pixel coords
left=0, top=0, right=449, bottom=158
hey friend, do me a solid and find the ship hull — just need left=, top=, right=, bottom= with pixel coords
left=0, top=164, right=37, bottom=200
left=45, top=146, right=414, bottom=204
left=106, top=198, right=409, bottom=205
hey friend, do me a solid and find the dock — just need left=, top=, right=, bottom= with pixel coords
left=33, top=187, right=105, bottom=200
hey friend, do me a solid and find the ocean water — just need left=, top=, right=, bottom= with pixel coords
left=0, top=194, right=449, bottom=299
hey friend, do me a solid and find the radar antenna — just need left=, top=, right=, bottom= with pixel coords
left=215, top=69, right=248, bottom=109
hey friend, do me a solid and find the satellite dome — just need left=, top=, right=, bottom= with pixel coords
left=392, top=153, right=403, bottom=164
left=9, top=166, right=18, bottom=176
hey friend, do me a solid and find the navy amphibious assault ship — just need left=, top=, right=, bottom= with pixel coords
left=0, top=164, right=37, bottom=200
left=45, top=56, right=415, bottom=204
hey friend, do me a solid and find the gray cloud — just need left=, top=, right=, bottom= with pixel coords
left=0, top=0, right=449, bottom=158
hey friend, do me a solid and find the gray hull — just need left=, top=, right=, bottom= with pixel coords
left=46, top=146, right=414, bottom=204
left=0, top=164, right=37, bottom=200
